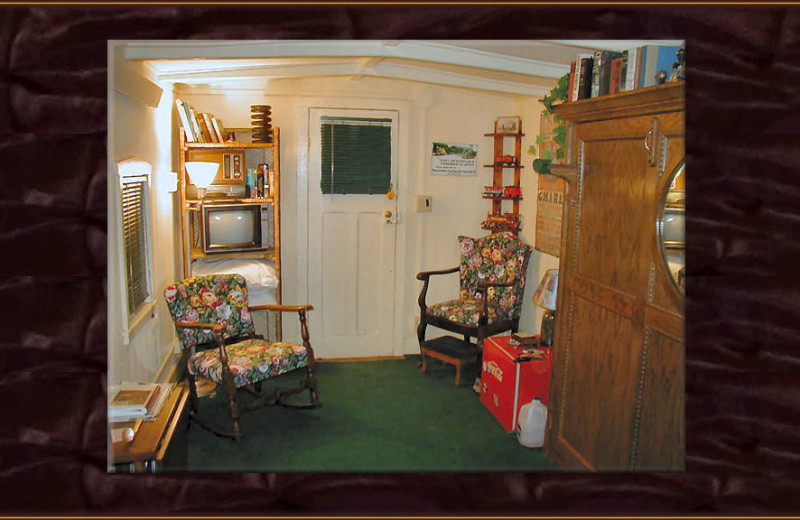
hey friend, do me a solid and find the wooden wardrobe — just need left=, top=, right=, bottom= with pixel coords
left=545, top=82, right=685, bottom=471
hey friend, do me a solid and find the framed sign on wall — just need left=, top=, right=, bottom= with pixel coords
left=431, top=142, right=478, bottom=176
left=535, top=173, right=566, bottom=257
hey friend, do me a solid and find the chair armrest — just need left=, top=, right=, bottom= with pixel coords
left=248, top=304, right=315, bottom=358
left=175, top=321, right=225, bottom=332
left=248, top=304, right=314, bottom=313
left=416, top=266, right=459, bottom=281
left=416, top=266, right=459, bottom=312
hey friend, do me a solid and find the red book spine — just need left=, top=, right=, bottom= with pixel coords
left=609, top=57, right=623, bottom=95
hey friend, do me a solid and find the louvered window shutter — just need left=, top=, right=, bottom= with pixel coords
left=121, top=176, right=151, bottom=315
left=320, top=117, right=391, bottom=194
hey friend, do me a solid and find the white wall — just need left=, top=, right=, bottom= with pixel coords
left=108, top=44, right=180, bottom=384
left=178, top=73, right=560, bottom=355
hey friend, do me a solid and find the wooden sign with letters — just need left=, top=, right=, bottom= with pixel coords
left=535, top=173, right=566, bottom=257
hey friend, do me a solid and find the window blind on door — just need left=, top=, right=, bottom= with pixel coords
left=320, top=116, right=391, bottom=195
left=121, top=176, right=151, bottom=315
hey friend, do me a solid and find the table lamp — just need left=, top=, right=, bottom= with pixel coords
left=185, top=161, right=219, bottom=200
left=532, top=269, right=559, bottom=348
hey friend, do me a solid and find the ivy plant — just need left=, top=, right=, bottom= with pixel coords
left=529, top=72, right=570, bottom=174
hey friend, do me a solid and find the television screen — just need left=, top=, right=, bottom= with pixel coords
left=662, top=208, right=684, bottom=244
left=204, top=205, right=261, bottom=252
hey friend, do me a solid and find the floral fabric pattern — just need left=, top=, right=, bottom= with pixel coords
left=164, top=274, right=254, bottom=350
left=187, top=339, right=309, bottom=388
left=427, top=232, right=532, bottom=325
left=427, top=298, right=495, bottom=326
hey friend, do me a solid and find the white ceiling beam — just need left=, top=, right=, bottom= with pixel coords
left=160, top=58, right=551, bottom=97
left=157, top=60, right=362, bottom=84
left=124, top=40, right=570, bottom=78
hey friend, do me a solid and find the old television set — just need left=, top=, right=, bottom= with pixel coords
left=202, top=203, right=270, bottom=254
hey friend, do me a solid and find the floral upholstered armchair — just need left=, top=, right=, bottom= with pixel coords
left=416, top=232, right=533, bottom=357
left=165, top=274, right=320, bottom=440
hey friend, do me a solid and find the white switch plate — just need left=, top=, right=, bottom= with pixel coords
left=414, top=194, right=432, bottom=212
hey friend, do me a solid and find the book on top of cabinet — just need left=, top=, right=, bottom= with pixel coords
left=567, top=44, right=682, bottom=101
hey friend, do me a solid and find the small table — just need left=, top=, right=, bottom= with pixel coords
left=110, top=382, right=190, bottom=473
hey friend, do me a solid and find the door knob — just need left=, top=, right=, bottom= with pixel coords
left=384, top=210, right=393, bottom=219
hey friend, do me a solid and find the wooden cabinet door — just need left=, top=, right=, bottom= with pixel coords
left=546, top=84, right=685, bottom=471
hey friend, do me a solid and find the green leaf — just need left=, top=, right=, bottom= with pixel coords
left=527, top=145, right=537, bottom=156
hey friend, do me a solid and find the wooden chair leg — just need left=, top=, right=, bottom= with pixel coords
left=221, top=371, right=241, bottom=439
left=455, top=362, right=462, bottom=386
left=421, top=349, right=428, bottom=373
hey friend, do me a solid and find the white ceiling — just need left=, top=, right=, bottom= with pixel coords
left=125, top=39, right=684, bottom=97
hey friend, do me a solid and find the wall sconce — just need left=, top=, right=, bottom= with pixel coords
left=185, top=161, right=219, bottom=200
left=532, top=269, right=558, bottom=348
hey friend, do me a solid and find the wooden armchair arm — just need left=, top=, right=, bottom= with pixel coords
left=248, top=304, right=314, bottom=313
left=416, top=266, right=459, bottom=312
left=248, top=304, right=315, bottom=363
left=175, top=321, right=225, bottom=332
left=416, top=266, right=459, bottom=281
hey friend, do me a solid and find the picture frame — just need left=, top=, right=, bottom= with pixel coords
left=495, top=116, right=521, bottom=134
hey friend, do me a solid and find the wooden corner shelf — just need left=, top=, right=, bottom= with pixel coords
left=483, top=119, right=524, bottom=235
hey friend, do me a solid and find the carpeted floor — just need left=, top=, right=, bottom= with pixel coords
left=181, top=357, right=560, bottom=473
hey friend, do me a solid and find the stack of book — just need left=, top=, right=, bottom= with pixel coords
left=108, top=382, right=173, bottom=423
left=175, top=98, right=228, bottom=144
left=565, top=44, right=684, bottom=103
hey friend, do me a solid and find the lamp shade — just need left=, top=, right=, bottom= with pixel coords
left=185, top=161, right=219, bottom=188
left=532, top=269, right=559, bottom=311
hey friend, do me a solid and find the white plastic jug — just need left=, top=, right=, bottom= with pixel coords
left=516, top=397, right=547, bottom=448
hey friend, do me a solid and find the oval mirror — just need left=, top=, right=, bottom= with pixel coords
left=658, top=162, right=685, bottom=295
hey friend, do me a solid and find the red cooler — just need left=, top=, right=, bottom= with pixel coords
left=480, top=335, right=552, bottom=433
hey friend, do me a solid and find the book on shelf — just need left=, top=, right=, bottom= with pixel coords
left=566, top=60, right=576, bottom=102
left=570, top=53, right=593, bottom=102
left=175, top=99, right=196, bottom=142
left=210, top=115, right=225, bottom=143
left=638, top=44, right=682, bottom=88
left=201, top=112, right=218, bottom=143
left=196, top=110, right=213, bottom=143
left=624, top=47, right=640, bottom=91
left=188, top=107, right=206, bottom=143
left=108, top=382, right=174, bottom=422
left=589, top=50, right=603, bottom=98
left=595, top=50, right=624, bottom=97
left=609, top=56, right=624, bottom=95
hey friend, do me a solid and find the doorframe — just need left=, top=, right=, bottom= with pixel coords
left=296, top=98, right=410, bottom=358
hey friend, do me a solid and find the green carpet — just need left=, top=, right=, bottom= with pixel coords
left=184, top=357, right=560, bottom=472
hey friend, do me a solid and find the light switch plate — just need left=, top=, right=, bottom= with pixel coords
left=414, top=194, right=433, bottom=212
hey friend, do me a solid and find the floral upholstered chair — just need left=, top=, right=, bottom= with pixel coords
left=164, top=274, right=320, bottom=439
left=416, top=232, right=532, bottom=384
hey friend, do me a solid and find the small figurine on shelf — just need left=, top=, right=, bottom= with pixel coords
left=483, top=185, right=504, bottom=197
left=495, top=154, right=516, bottom=166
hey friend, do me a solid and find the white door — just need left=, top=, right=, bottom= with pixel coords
left=308, top=108, right=399, bottom=359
